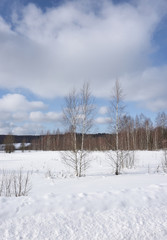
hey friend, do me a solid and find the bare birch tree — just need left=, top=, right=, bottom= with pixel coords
left=62, top=88, right=80, bottom=176
left=108, top=79, right=126, bottom=175
left=62, top=83, right=95, bottom=177
left=78, top=83, right=95, bottom=175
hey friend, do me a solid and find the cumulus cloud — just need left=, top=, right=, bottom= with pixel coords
left=0, top=0, right=166, bottom=135
left=0, top=121, right=11, bottom=134
left=29, top=111, right=63, bottom=122
left=12, top=123, right=44, bottom=135
left=143, top=99, right=167, bottom=112
left=0, top=90, right=66, bottom=133
left=0, top=94, right=46, bottom=112
left=29, top=111, right=44, bottom=122
left=0, top=120, right=46, bottom=135
left=0, top=93, right=63, bottom=134
left=12, top=112, right=29, bottom=122
left=0, top=112, right=11, bottom=121
left=0, top=0, right=166, bottom=104
left=95, top=117, right=110, bottom=124
left=99, top=106, right=108, bottom=115
left=121, top=65, right=167, bottom=111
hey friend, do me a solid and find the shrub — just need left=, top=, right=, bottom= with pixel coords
left=0, top=169, right=31, bottom=197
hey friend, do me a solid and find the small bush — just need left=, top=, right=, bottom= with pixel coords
left=45, top=169, right=74, bottom=179
left=0, top=169, right=31, bottom=197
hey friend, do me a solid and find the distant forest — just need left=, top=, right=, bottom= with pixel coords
left=1, top=112, right=167, bottom=151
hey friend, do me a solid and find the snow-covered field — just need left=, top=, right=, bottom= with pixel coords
left=0, top=150, right=167, bottom=240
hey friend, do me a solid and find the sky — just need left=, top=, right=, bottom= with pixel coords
left=0, top=0, right=167, bottom=135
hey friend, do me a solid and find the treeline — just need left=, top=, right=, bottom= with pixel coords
left=31, top=112, right=167, bottom=151
left=1, top=112, right=167, bottom=152
left=31, top=132, right=110, bottom=151
left=0, top=135, right=39, bottom=145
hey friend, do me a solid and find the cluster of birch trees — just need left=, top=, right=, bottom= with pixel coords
left=3, top=80, right=167, bottom=176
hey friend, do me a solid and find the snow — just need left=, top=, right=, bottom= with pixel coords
left=14, top=143, right=31, bottom=149
left=0, top=150, right=167, bottom=239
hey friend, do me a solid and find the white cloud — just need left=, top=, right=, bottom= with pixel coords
left=46, top=112, right=63, bottom=121
left=99, top=106, right=108, bottom=115
left=0, top=112, right=11, bottom=121
left=12, top=112, right=29, bottom=122
left=95, top=117, right=110, bottom=124
left=29, top=111, right=44, bottom=122
left=0, top=94, right=46, bottom=112
left=0, top=16, right=13, bottom=33
left=0, top=127, right=10, bottom=135
left=12, top=123, right=44, bottom=135
left=122, top=65, right=167, bottom=106
left=0, top=0, right=166, bottom=104
left=0, top=93, right=63, bottom=134
left=0, top=120, right=45, bottom=135
left=30, top=111, right=62, bottom=122
left=143, top=99, right=167, bottom=112
left=0, top=94, right=49, bottom=133
left=0, top=121, right=11, bottom=134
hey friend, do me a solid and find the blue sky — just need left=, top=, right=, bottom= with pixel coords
left=0, top=0, right=167, bottom=134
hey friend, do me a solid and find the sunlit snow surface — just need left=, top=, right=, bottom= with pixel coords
left=0, top=150, right=167, bottom=240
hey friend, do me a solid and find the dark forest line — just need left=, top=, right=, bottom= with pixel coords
left=1, top=112, right=167, bottom=152
left=1, top=126, right=167, bottom=151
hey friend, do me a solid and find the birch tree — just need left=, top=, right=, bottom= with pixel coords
left=62, top=88, right=80, bottom=176
left=62, top=83, right=95, bottom=177
left=108, top=80, right=126, bottom=175
left=79, top=83, right=95, bottom=175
